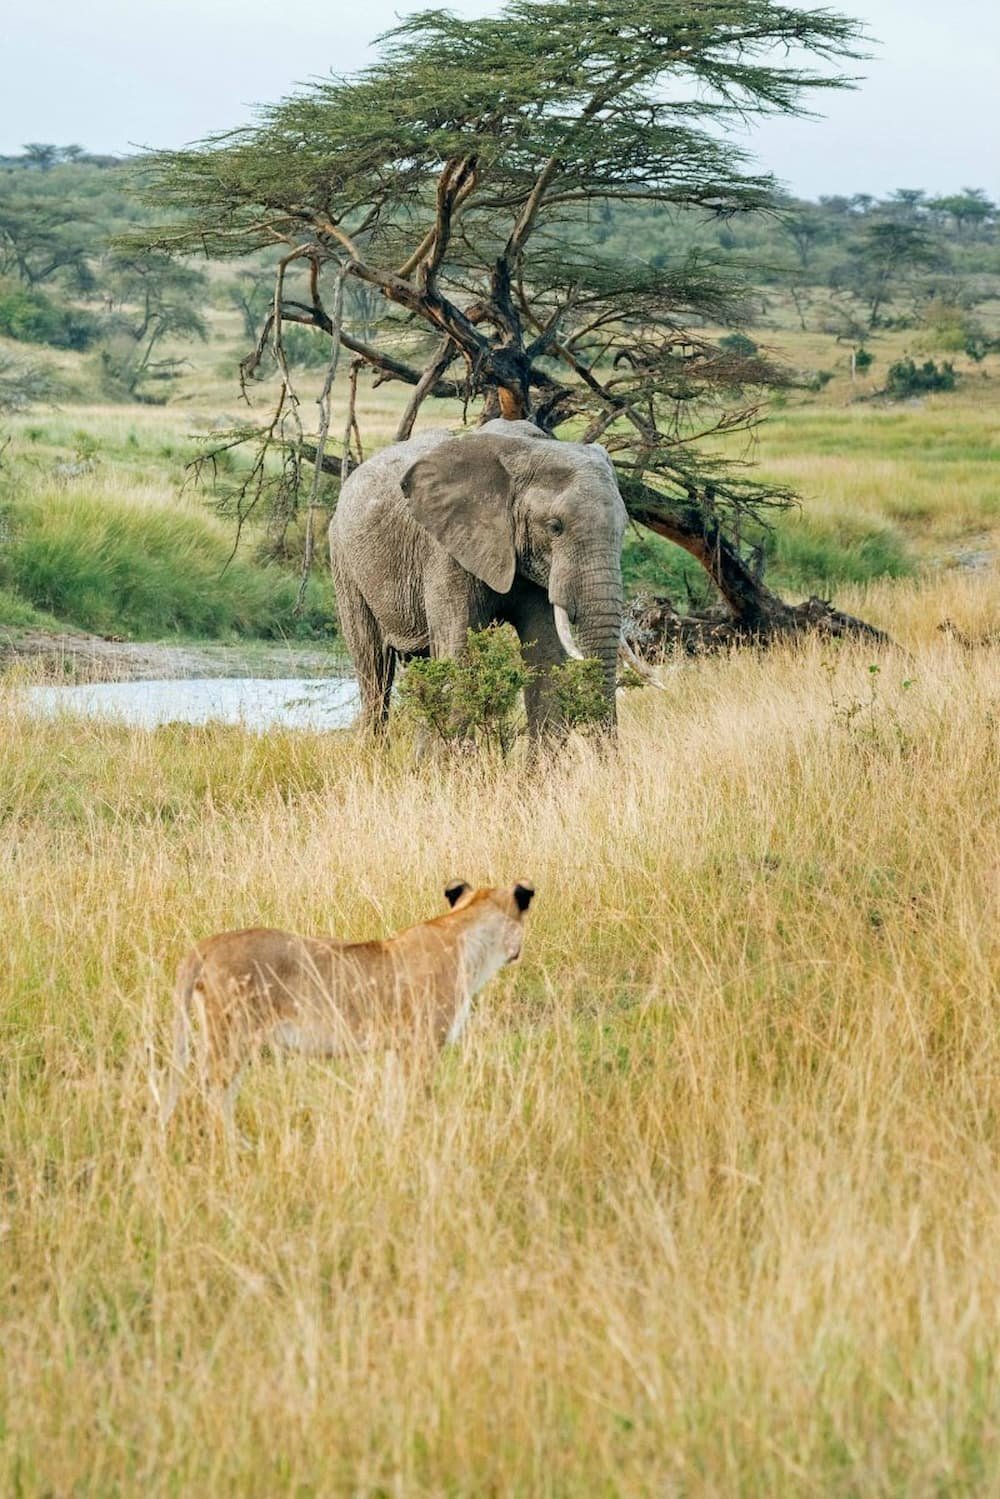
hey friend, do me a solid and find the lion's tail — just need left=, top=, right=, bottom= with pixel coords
left=159, top=952, right=202, bottom=1132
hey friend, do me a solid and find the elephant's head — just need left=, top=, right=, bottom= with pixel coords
left=399, top=419, right=628, bottom=725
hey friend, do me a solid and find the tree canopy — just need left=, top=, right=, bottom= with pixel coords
left=136, top=0, right=869, bottom=626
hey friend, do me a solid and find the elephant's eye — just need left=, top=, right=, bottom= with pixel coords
left=546, top=517, right=565, bottom=537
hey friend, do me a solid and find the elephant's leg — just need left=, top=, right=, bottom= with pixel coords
left=425, top=568, right=490, bottom=661
left=334, top=571, right=395, bottom=732
left=508, top=591, right=569, bottom=740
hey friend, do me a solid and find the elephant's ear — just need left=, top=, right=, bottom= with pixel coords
left=400, top=436, right=516, bottom=594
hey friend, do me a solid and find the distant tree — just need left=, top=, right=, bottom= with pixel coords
left=840, top=220, right=941, bottom=329
left=778, top=201, right=827, bottom=269
left=135, top=0, right=873, bottom=637
left=818, top=194, right=855, bottom=219
left=21, top=143, right=59, bottom=171
left=0, top=188, right=95, bottom=289
left=97, top=251, right=208, bottom=398
left=0, top=352, right=63, bottom=411
left=0, top=281, right=97, bottom=349
left=223, top=266, right=276, bottom=342
left=887, top=188, right=927, bottom=222
left=929, top=188, right=996, bottom=238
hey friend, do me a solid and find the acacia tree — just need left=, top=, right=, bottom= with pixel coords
left=98, top=250, right=208, bottom=398
left=137, top=0, right=880, bottom=637
left=840, top=220, right=941, bottom=330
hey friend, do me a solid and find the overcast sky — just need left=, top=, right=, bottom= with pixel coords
left=3, top=0, right=997, bottom=201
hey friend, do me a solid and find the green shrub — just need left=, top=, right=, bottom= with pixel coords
left=918, top=298, right=988, bottom=356
left=805, top=369, right=835, bottom=392
left=885, top=358, right=957, bottom=398
left=719, top=332, right=758, bottom=358
left=399, top=626, right=530, bottom=753
left=0, top=281, right=96, bottom=349
left=547, top=658, right=608, bottom=729
left=399, top=627, right=612, bottom=751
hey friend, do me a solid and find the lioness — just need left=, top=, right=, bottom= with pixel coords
left=160, top=880, right=534, bottom=1138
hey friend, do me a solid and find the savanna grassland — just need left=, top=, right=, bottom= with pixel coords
left=2, top=303, right=1000, bottom=1493
left=3, top=301, right=999, bottom=639
left=2, top=580, right=999, bottom=1494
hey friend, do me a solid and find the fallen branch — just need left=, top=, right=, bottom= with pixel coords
left=626, top=591, right=895, bottom=656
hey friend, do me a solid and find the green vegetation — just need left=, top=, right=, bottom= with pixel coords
left=399, top=625, right=532, bottom=751
left=0, top=423, right=331, bottom=640
left=766, top=511, right=913, bottom=590
left=885, top=356, right=957, bottom=397
left=399, top=626, right=610, bottom=749
left=0, top=280, right=96, bottom=348
left=0, top=488, right=327, bottom=638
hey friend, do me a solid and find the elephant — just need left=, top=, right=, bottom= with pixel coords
left=329, top=417, right=630, bottom=737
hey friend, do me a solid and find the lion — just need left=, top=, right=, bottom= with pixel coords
left=158, top=880, right=535, bottom=1140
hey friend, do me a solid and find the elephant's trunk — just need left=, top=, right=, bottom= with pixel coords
left=552, top=567, right=622, bottom=728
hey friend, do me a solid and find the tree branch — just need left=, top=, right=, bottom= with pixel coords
left=395, top=336, right=459, bottom=441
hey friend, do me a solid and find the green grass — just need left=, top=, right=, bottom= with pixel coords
left=0, top=482, right=331, bottom=640
left=764, top=509, right=914, bottom=590
left=0, top=583, right=54, bottom=629
left=622, top=527, right=711, bottom=601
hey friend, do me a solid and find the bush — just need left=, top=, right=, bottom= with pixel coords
left=805, top=368, right=835, bottom=392
left=918, top=297, right=986, bottom=356
left=719, top=332, right=758, bottom=358
left=398, top=626, right=609, bottom=751
left=0, top=281, right=96, bottom=349
left=547, top=658, right=608, bottom=729
left=399, top=626, right=530, bottom=753
left=885, top=358, right=957, bottom=398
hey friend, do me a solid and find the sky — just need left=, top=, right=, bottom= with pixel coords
left=2, top=0, right=998, bottom=201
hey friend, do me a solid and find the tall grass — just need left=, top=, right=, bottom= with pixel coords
left=2, top=572, right=999, bottom=1493
left=0, top=479, right=329, bottom=639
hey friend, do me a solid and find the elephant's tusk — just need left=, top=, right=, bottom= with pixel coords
left=618, top=634, right=666, bottom=689
left=553, top=604, right=587, bottom=660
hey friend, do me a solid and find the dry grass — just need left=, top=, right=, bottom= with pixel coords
left=2, top=570, right=999, bottom=1494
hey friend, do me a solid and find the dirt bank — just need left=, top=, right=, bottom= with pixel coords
left=0, top=629, right=346, bottom=683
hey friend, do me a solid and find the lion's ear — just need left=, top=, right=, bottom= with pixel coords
left=513, top=882, right=535, bottom=913
left=444, top=881, right=471, bottom=908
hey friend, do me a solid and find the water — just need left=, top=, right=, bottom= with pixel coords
left=24, top=676, right=361, bottom=732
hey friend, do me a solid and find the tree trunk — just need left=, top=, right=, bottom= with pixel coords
left=619, top=477, right=893, bottom=648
